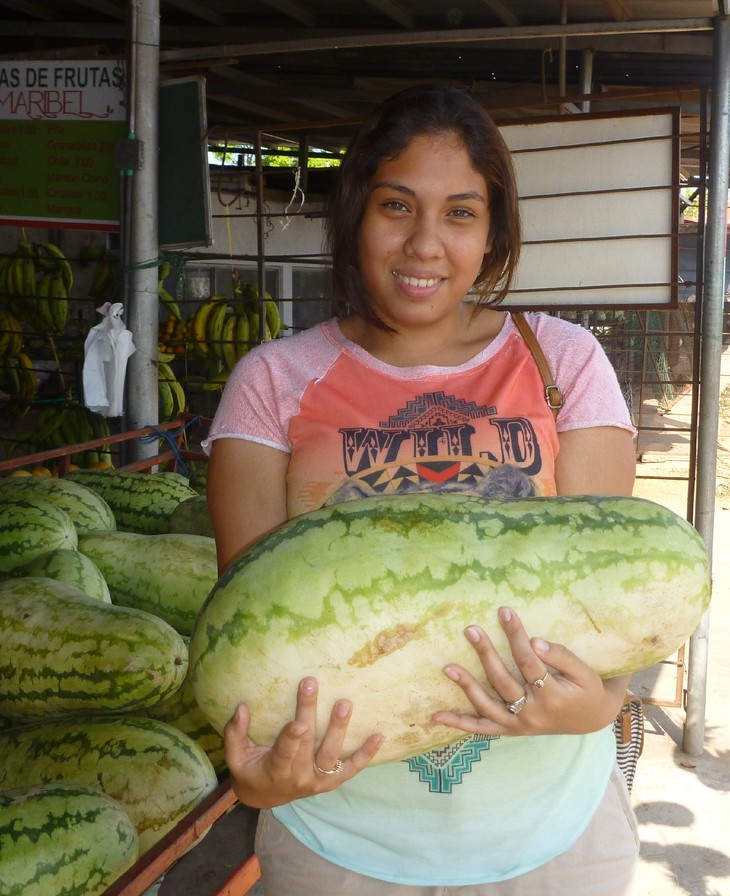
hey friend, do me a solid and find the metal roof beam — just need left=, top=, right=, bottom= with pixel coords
left=362, top=0, right=414, bottom=30
left=601, top=0, right=630, bottom=21
left=159, top=18, right=716, bottom=64
left=259, top=0, right=318, bottom=28
left=476, top=0, right=521, bottom=27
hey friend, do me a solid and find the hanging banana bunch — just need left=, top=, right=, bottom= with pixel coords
left=157, top=257, right=184, bottom=321
left=185, top=288, right=283, bottom=390
left=0, top=240, right=72, bottom=337
left=156, top=355, right=188, bottom=422
left=9, top=401, right=114, bottom=470
left=0, top=352, right=38, bottom=418
left=0, top=309, right=24, bottom=360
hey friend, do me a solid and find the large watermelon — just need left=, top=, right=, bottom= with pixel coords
left=0, top=576, right=188, bottom=719
left=0, top=783, right=138, bottom=896
left=0, top=475, right=116, bottom=534
left=189, top=493, right=711, bottom=763
left=78, top=531, right=218, bottom=635
left=0, top=498, right=77, bottom=577
left=0, top=715, right=218, bottom=854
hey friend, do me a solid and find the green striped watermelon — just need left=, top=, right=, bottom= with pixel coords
left=78, top=531, right=218, bottom=635
left=167, top=494, right=214, bottom=538
left=0, top=783, right=138, bottom=896
left=0, top=475, right=116, bottom=534
left=0, top=576, right=187, bottom=718
left=189, top=493, right=711, bottom=763
left=0, top=715, right=218, bottom=853
left=146, top=676, right=226, bottom=774
left=18, top=548, right=111, bottom=602
left=65, top=470, right=197, bottom=534
left=0, top=498, right=78, bottom=577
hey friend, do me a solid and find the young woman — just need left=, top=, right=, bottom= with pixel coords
left=203, top=84, right=639, bottom=895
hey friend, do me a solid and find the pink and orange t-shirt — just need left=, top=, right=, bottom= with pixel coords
left=204, top=312, right=633, bottom=516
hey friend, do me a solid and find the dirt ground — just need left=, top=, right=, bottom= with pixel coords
left=626, top=360, right=730, bottom=896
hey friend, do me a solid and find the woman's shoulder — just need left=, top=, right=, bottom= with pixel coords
left=242, top=318, right=340, bottom=370
left=522, top=311, right=595, bottom=343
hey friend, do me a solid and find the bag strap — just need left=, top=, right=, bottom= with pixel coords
left=511, top=312, right=564, bottom=418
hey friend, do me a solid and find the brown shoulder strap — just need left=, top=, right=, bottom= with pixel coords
left=511, top=312, right=564, bottom=417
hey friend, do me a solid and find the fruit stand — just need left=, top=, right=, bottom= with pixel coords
left=0, top=416, right=264, bottom=896
left=0, top=416, right=206, bottom=478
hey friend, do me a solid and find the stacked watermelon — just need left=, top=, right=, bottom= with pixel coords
left=0, top=467, right=224, bottom=896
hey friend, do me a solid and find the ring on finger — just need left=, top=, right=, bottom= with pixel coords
left=531, top=672, right=549, bottom=689
left=314, top=759, right=344, bottom=776
left=506, top=692, right=527, bottom=715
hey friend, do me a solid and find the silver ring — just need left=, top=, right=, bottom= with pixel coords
left=531, top=672, right=549, bottom=689
left=314, top=759, right=344, bottom=776
left=506, top=693, right=527, bottom=715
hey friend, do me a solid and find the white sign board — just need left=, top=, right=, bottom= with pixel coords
left=500, top=109, right=679, bottom=308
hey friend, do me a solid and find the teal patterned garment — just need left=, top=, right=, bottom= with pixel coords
left=275, top=728, right=617, bottom=886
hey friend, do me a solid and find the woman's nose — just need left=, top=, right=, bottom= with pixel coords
left=404, top=216, right=445, bottom=258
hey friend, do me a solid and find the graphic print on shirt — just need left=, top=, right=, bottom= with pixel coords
left=328, top=389, right=542, bottom=506
left=323, top=388, right=550, bottom=793
left=405, top=735, right=500, bottom=793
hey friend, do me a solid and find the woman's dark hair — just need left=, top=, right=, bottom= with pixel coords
left=325, top=83, right=521, bottom=326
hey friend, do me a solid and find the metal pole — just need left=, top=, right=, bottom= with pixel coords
left=579, top=48, right=594, bottom=113
left=684, top=15, right=730, bottom=756
left=126, top=0, right=160, bottom=462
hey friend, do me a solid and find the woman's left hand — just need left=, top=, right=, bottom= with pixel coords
left=431, top=607, right=630, bottom=736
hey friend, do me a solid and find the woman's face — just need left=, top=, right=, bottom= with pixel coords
left=357, top=131, right=492, bottom=332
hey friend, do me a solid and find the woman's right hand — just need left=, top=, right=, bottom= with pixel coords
left=223, top=676, right=385, bottom=809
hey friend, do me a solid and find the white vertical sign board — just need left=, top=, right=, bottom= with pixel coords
left=499, top=109, right=679, bottom=308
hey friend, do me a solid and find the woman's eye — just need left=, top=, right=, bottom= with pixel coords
left=383, top=199, right=409, bottom=212
left=449, top=207, right=476, bottom=218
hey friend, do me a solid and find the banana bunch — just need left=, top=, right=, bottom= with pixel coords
left=11, top=401, right=114, bottom=469
left=187, top=292, right=282, bottom=376
left=0, top=351, right=37, bottom=414
left=157, top=356, right=188, bottom=422
left=0, top=309, right=23, bottom=359
left=158, top=258, right=183, bottom=321
left=0, top=240, right=72, bottom=336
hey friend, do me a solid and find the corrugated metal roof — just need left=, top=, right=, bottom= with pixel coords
left=0, top=1, right=724, bottom=178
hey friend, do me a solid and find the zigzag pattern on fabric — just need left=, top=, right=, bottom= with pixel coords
left=404, top=735, right=500, bottom=793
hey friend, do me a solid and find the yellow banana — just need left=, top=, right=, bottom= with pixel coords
left=265, top=299, right=281, bottom=339
left=247, top=310, right=272, bottom=346
left=206, top=300, right=230, bottom=361
left=16, top=352, right=37, bottom=407
left=169, top=379, right=187, bottom=418
left=221, top=312, right=239, bottom=372
left=40, top=242, right=73, bottom=293
left=189, top=298, right=221, bottom=358
left=49, top=271, right=69, bottom=335
left=35, top=270, right=56, bottom=335
left=21, top=254, right=36, bottom=297
left=157, top=360, right=177, bottom=385
left=234, top=311, right=251, bottom=358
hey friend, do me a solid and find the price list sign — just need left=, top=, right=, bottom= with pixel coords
left=0, top=61, right=127, bottom=231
